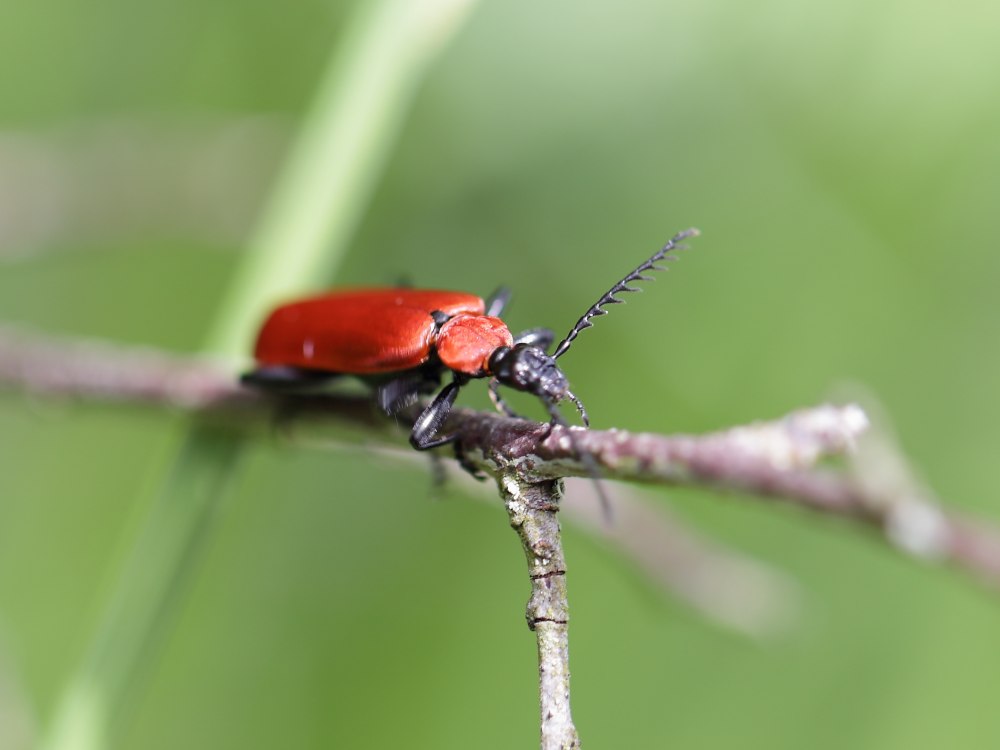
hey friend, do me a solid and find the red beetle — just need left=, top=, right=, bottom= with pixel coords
left=243, top=229, right=697, bottom=451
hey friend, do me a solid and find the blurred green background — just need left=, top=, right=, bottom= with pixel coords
left=2, top=0, right=1000, bottom=748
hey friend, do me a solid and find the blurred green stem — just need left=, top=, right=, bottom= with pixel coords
left=39, top=1, right=477, bottom=749
left=210, top=0, right=478, bottom=360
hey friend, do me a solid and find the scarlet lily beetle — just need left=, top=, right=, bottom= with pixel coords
left=243, top=228, right=698, bottom=453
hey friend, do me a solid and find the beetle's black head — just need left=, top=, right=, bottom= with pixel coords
left=488, top=344, right=589, bottom=425
left=489, top=344, right=566, bottom=399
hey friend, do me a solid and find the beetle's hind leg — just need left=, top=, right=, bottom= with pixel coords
left=241, top=365, right=340, bottom=391
left=426, top=445, right=488, bottom=492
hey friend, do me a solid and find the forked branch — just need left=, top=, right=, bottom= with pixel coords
left=3, top=323, right=999, bottom=587
left=4, top=325, right=1000, bottom=750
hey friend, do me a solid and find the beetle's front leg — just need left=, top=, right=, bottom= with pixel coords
left=410, top=379, right=464, bottom=450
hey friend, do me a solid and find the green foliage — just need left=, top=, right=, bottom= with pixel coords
left=2, top=0, right=999, bottom=748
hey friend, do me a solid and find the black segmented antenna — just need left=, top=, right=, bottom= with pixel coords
left=552, top=228, right=699, bottom=360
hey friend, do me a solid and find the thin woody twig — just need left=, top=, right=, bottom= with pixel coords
left=0, top=324, right=247, bottom=408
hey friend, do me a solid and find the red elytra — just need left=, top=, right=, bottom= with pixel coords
left=252, top=288, right=514, bottom=376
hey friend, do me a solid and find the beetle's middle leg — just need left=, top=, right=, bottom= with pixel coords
left=512, top=327, right=555, bottom=350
